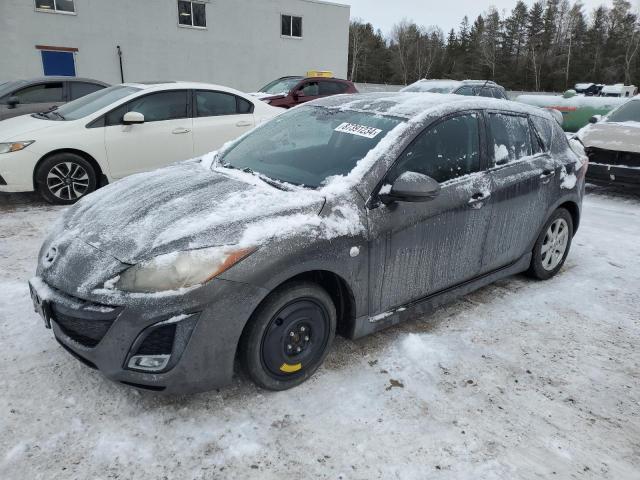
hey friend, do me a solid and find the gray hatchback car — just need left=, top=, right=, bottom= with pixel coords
left=29, top=93, right=587, bottom=393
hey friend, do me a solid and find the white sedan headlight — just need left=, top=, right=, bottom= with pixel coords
left=0, top=141, right=35, bottom=154
left=114, top=246, right=256, bottom=293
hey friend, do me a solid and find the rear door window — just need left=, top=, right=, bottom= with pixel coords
left=319, top=81, right=347, bottom=95
left=69, top=82, right=104, bottom=100
left=195, top=91, right=254, bottom=116
left=389, top=113, right=481, bottom=183
left=488, top=113, right=533, bottom=165
left=13, top=82, right=64, bottom=103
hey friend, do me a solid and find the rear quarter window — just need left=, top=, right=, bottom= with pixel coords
left=530, top=115, right=554, bottom=152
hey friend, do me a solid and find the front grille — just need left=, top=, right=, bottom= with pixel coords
left=135, top=324, right=176, bottom=355
left=587, top=147, right=640, bottom=168
left=52, top=305, right=118, bottom=348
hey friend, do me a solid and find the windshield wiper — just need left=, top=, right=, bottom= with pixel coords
left=49, top=110, right=65, bottom=120
left=222, top=163, right=290, bottom=191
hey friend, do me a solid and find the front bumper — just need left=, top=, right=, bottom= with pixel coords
left=29, top=276, right=269, bottom=394
left=0, top=148, right=38, bottom=193
left=587, top=163, right=640, bottom=186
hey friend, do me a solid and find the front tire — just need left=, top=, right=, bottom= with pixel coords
left=239, top=281, right=336, bottom=391
left=35, top=153, right=97, bottom=205
left=528, top=208, right=574, bottom=280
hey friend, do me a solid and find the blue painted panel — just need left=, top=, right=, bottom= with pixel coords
left=41, top=50, right=76, bottom=76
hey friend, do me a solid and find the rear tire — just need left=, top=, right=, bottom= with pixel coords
left=35, top=153, right=97, bottom=205
left=528, top=208, right=574, bottom=280
left=239, top=281, right=336, bottom=391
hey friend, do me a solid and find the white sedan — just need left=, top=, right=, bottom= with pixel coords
left=0, top=81, right=281, bottom=203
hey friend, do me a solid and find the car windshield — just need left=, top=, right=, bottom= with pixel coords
left=0, top=80, right=26, bottom=99
left=606, top=100, right=640, bottom=123
left=259, top=77, right=303, bottom=95
left=219, top=106, right=404, bottom=188
left=53, top=85, right=141, bottom=120
left=401, top=81, right=459, bottom=94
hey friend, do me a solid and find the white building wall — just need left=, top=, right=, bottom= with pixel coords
left=0, top=0, right=349, bottom=92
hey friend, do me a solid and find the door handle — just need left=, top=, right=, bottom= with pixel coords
left=540, top=169, right=556, bottom=183
left=172, top=128, right=191, bottom=134
left=236, top=120, right=252, bottom=127
left=468, top=191, right=491, bottom=208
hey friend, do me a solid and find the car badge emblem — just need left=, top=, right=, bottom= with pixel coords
left=44, top=246, right=58, bottom=267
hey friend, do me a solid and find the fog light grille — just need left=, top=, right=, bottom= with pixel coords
left=136, top=324, right=176, bottom=356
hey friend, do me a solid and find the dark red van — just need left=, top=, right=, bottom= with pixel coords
left=253, top=76, right=358, bottom=108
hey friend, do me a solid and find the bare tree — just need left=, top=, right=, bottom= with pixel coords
left=625, top=17, right=640, bottom=84
left=391, top=20, right=413, bottom=85
left=349, top=19, right=364, bottom=82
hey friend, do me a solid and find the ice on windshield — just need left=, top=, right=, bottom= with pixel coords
left=219, top=106, right=404, bottom=188
left=606, top=100, right=640, bottom=123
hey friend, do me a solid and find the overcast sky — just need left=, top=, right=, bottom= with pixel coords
left=342, top=0, right=609, bottom=37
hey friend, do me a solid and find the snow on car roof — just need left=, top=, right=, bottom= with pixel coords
left=310, top=92, right=549, bottom=120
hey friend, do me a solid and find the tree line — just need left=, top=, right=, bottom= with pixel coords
left=348, top=0, right=640, bottom=92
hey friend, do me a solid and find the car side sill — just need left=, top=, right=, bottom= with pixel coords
left=349, top=253, right=532, bottom=339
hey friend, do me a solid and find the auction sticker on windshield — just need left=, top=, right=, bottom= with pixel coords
left=334, top=123, right=383, bottom=139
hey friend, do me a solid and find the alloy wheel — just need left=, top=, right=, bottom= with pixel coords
left=541, top=218, right=569, bottom=271
left=46, top=161, right=90, bottom=201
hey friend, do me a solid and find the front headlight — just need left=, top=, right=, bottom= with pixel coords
left=0, top=141, right=35, bottom=154
left=114, top=246, right=256, bottom=293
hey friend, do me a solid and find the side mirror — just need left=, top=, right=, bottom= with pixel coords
left=6, top=97, right=19, bottom=109
left=123, top=111, right=145, bottom=125
left=379, top=171, right=441, bottom=204
left=589, top=115, right=601, bottom=124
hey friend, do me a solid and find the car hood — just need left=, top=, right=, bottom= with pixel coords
left=579, top=121, right=640, bottom=154
left=52, top=161, right=326, bottom=265
left=0, top=113, right=62, bottom=142
left=250, top=92, right=287, bottom=101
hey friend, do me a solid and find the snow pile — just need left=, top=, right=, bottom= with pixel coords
left=2, top=193, right=640, bottom=478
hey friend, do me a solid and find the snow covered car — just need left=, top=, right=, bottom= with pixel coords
left=401, top=79, right=508, bottom=99
left=0, top=82, right=281, bottom=204
left=577, top=97, right=640, bottom=186
left=29, top=93, right=586, bottom=394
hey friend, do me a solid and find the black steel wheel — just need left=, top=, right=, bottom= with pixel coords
left=240, top=281, right=336, bottom=390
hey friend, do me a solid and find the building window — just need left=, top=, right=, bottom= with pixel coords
left=35, top=0, right=75, bottom=14
left=281, top=14, right=302, bottom=38
left=178, top=1, right=206, bottom=28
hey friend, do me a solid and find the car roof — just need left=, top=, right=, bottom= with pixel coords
left=460, top=79, right=503, bottom=88
left=120, top=81, right=254, bottom=96
left=310, top=92, right=549, bottom=120
left=13, top=76, right=109, bottom=86
left=407, top=79, right=503, bottom=89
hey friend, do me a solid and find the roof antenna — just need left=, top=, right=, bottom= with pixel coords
left=476, top=79, right=490, bottom=96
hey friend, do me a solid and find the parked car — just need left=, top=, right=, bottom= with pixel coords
left=251, top=75, right=358, bottom=108
left=0, top=81, right=281, bottom=203
left=577, top=97, right=640, bottom=186
left=401, top=79, right=508, bottom=99
left=29, top=93, right=586, bottom=394
left=574, top=83, right=603, bottom=96
left=0, top=77, right=108, bottom=121
left=599, top=84, right=637, bottom=98
left=516, top=91, right=629, bottom=132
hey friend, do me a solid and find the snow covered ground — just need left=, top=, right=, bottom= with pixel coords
left=0, top=188, right=639, bottom=479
